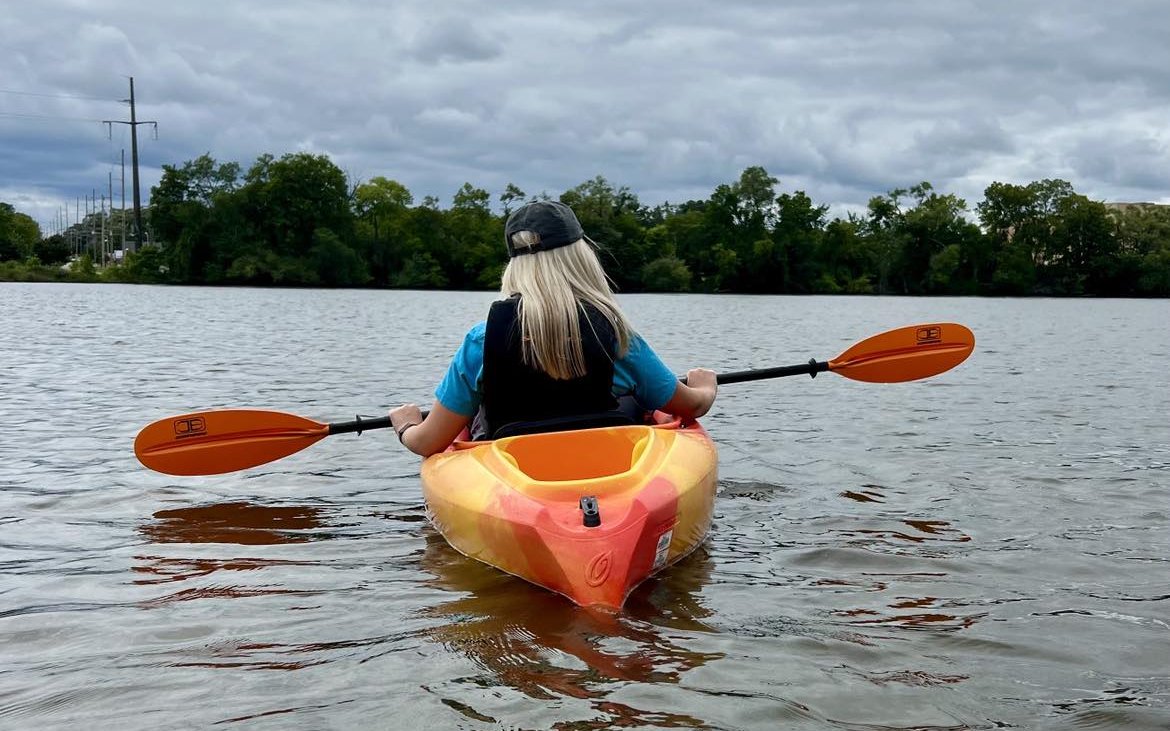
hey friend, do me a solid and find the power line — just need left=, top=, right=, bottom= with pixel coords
left=0, top=111, right=107, bottom=123
left=0, top=88, right=116, bottom=102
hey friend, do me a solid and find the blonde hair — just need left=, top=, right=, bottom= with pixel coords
left=500, top=234, right=633, bottom=380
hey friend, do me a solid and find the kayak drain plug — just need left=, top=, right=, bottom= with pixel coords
left=579, top=496, right=601, bottom=528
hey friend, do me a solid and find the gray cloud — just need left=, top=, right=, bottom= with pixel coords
left=3, top=0, right=1169, bottom=230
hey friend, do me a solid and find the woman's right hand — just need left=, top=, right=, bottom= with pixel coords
left=685, top=367, right=717, bottom=393
left=664, top=368, right=718, bottom=420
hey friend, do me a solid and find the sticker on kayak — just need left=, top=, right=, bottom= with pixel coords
left=652, top=530, right=673, bottom=570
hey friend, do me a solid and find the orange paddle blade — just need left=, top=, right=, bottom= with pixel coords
left=828, top=323, right=974, bottom=383
left=135, top=409, right=329, bottom=476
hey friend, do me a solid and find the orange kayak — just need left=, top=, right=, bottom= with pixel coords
left=420, top=413, right=718, bottom=610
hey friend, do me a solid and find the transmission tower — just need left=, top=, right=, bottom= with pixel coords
left=103, top=77, right=156, bottom=252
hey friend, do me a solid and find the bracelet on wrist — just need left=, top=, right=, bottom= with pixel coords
left=396, top=422, right=419, bottom=444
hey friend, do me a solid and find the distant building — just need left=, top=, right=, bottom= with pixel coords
left=1105, top=202, right=1170, bottom=212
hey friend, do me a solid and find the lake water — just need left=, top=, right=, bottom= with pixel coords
left=1, top=283, right=1168, bottom=730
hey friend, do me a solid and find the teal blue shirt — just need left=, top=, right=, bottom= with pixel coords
left=434, top=322, right=679, bottom=417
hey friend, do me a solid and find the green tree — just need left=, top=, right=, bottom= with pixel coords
left=976, top=178, right=1110, bottom=295
left=312, top=227, right=369, bottom=286
left=500, top=183, right=526, bottom=216
left=641, top=256, right=692, bottom=291
left=395, top=250, right=448, bottom=288
left=816, top=215, right=873, bottom=293
left=666, top=202, right=722, bottom=291
left=225, top=250, right=319, bottom=285
left=926, top=244, right=962, bottom=292
left=770, top=190, right=827, bottom=292
left=35, top=234, right=71, bottom=265
left=978, top=181, right=1038, bottom=294
left=445, top=182, right=502, bottom=289
left=862, top=189, right=910, bottom=294
left=353, top=176, right=413, bottom=286
left=702, top=167, right=780, bottom=291
left=74, top=252, right=96, bottom=278
left=0, top=203, right=40, bottom=261
left=238, top=152, right=351, bottom=258
left=561, top=176, right=647, bottom=290
left=733, top=166, right=780, bottom=230
left=710, top=243, right=739, bottom=292
left=121, top=246, right=170, bottom=283
left=898, top=183, right=983, bottom=294
left=1113, top=204, right=1170, bottom=296
left=1047, top=195, right=1114, bottom=295
left=150, top=153, right=242, bottom=281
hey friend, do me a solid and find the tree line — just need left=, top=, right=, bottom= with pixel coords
left=4, top=152, right=1169, bottom=296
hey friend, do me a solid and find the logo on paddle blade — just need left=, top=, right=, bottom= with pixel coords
left=173, top=417, right=207, bottom=439
left=916, top=326, right=942, bottom=345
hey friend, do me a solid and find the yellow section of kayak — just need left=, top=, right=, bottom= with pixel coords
left=420, top=415, right=717, bottom=609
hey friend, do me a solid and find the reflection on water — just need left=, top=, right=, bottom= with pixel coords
left=140, top=502, right=332, bottom=544
left=134, top=501, right=331, bottom=610
left=417, top=532, right=722, bottom=701
left=834, top=599, right=986, bottom=632
left=818, top=512, right=986, bottom=633
left=133, top=499, right=724, bottom=718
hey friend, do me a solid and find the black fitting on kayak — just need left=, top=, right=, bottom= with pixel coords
left=579, top=496, right=601, bottom=528
left=808, top=357, right=818, bottom=378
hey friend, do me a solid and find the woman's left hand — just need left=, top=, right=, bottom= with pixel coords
left=387, top=402, right=473, bottom=458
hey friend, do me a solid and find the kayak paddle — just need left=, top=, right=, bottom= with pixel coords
left=135, top=322, right=973, bottom=475
left=134, top=410, right=391, bottom=477
left=714, top=321, right=974, bottom=385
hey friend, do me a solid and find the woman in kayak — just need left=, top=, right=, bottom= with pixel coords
left=389, top=200, right=718, bottom=457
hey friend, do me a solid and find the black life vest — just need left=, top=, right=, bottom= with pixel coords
left=481, top=297, right=630, bottom=438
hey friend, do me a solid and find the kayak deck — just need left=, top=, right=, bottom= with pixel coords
left=420, top=414, right=718, bottom=609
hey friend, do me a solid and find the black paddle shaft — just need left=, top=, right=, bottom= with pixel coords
left=328, top=415, right=394, bottom=435
left=711, top=359, right=829, bottom=385
left=328, top=409, right=434, bottom=436
left=336, top=361, right=830, bottom=435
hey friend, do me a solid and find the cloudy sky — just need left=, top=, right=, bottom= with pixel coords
left=3, top=0, right=1169, bottom=231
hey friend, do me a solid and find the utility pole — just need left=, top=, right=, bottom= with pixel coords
left=121, top=149, right=127, bottom=250
left=103, top=77, right=157, bottom=253
left=108, top=171, right=115, bottom=262
left=100, top=193, right=107, bottom=267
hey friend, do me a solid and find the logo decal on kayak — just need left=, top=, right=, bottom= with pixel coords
left=586, top=551, right=612, bottom=586
left=652, top=530, right=673, bottom=570
left=173, top=417, right=207, bottom=439
left=916, top=326, right=942, bottom=345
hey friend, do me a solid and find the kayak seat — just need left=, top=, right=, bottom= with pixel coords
left=490, top=410, right=634, bottom=440
left=496, top=424, right=652, bottom=482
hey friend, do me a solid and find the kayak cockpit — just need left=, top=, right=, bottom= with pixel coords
left=493, top=425, right=654, bottom=482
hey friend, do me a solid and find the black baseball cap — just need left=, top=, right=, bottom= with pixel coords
left=503, top=201, right=585, bottom=257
